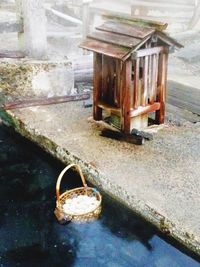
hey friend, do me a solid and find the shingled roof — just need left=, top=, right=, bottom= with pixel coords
left=80, top=17, right=183, bottom=61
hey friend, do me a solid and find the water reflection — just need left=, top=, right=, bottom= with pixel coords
left=0, top=124, right=199, bottom=267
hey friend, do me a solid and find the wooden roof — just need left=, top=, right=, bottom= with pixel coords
left=80, top=18, right=182, bottom=61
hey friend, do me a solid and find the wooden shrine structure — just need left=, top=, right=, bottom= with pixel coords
left=80, top=17, right=182, bottom=133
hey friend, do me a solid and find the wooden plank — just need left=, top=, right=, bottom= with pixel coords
left=133, top=58, right=140, bottom=109
left=102, top=13, right=168, bottom=31
left=148, top=54, right=153, bottom=104
left=93, top=52, right=103, bottom=120
left=97, top=100, right=121, bottom=116
left=108, top=57, right=116, bottom=105
left=0, top=50, right=24, bottom=58
left=114, top=59, right=122, bottom=107
left=88, top=30, right=142, bottom=48
left=155, top=51, right=168, bottom=123
left=157, top=31, right=183, bottom=49
left=80, top=38, right=130, bottom=60
left=142, top=56, right=148, bottom=106
left=150, top=54, right=158, bottom=104
left=122, top=59, right=132, bottom=133
left=100, top=128, right=144, bottom=145
left=102, top=55, right=110, bottom=102
left=96, top=21, right=154, bottom=39
left=130, top=102, right=160, bottom=117
left=132, top=46, right=165, bottom=58
left=3, top=93, right=90, bottom=110
left=102, top=56, right=116, bottom=105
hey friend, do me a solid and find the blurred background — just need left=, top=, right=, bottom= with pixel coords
left=0, top=0, right=200, bottom=97
left=0, top=0, right=200, bottom=56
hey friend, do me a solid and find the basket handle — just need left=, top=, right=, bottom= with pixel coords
left=56, top=164, right=88, bottom=202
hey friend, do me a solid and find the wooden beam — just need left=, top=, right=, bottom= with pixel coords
left=133, top=58, right=139, bottom=109
left=155, top=50, right=169, bottom=124
left=132, top=46, right=165, bottom=59
left=142, top=56, right=148, bottom=106
left=97, top=100, right=121, bottom=116
left=3, top=93, right=90, bottom=110
left=100, top=128, right=145, bottom=145
left=93, top=52, right=103, bottom=120
left=130, top=102, right=160, bottom=117
left=122, top=59, right=132, bottom=134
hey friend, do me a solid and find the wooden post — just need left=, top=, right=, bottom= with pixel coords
left=122, top=59, right=132, bottom=134
left=156, top=49, right=169, bottom=124
left=93, top=52, right=102, bottom=120
left=133, top=58, right=139, bottom=109
left=142, top=56, right=148, bottom=106
left=102, top=55, right=109, bottom=102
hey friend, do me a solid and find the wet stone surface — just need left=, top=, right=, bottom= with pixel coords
left=0, top=124, right=199, bottom=267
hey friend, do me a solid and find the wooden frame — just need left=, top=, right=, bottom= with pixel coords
left=93, top=45, right=169, bottom=133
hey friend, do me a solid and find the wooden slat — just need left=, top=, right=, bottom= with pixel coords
left=3, top=93, right=90, bottom=110
left=130, top=102, right=160, bottom=117
left=102, top=56, right=116, bottom=105
left=102, top=55, right=110, bottom=102
left=132, top=46, right=165, bottom=58
left=88, top=30, right=142, bottom=48
left=108, top=57, right=115, bottom=105
left=148, top=54, right=152, bottom=104
left=0, top=50, right=24, bottom=58
left=80, top=38, right=130, bottom=60
left=142, top=56, right=148, bottom=106
left=157, top=31, right=183, bottom=49
left=114, top=60, right=122, bottom=107
left=133, top=58, right=140, bottom=109
left=122, top=59, right=132, bottom=133
left=155, top=51, right=168, bottom=123
left=97, top=21, right=154, bottom=39
left=93, top=53, right=103, bottom=120
left=150, top=53, right=158, bottom=104
left=97, top=100, right=121, bottom=116
left=102, top=13, right=168, bottom=31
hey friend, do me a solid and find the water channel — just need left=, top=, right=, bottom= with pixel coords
left=0, top=123, right=199, bottom=267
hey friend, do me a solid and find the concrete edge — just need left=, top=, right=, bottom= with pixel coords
left=0, top=108, right=199, bottom=256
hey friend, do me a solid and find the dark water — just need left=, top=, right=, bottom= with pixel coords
left=0, top=124, right=199, bottom=267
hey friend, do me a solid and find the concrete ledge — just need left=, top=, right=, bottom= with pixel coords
left=0, top=102, right=199, bottom=256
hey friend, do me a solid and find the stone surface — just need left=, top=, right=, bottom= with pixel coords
left=0, top=101, right=199, bottom=256
left=0, top=59, right=74, bottom=101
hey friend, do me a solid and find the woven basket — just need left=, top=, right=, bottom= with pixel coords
left=54, top=164, right=102, bottom=223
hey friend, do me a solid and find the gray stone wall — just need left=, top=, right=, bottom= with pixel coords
left=0, top=59, right=74, bottom=101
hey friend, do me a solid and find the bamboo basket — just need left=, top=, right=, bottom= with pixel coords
left=54, top=164, right=102, bottom=223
